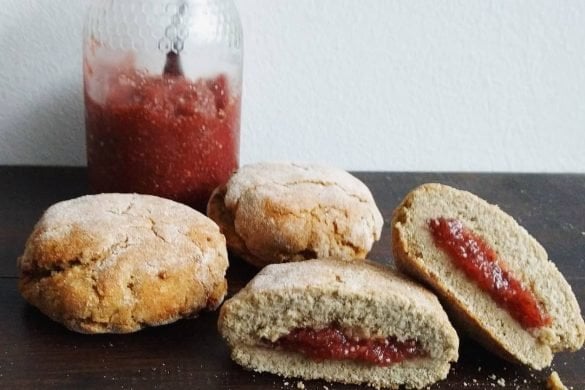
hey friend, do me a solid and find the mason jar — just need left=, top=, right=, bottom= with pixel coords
left=83, top=0, right=243, bottom=211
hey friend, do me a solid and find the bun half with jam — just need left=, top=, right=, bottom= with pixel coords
left=218, top=258, right=459, bottom=389
left=391, top=183, right=585, bottom=369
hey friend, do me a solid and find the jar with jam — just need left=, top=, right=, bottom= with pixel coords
left=83, top=0, right=243, bottom=211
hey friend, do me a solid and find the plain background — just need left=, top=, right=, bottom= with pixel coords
left=1, top=0, right=584, bottom=172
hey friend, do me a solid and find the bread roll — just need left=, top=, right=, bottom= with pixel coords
left=207, top=162, right=383, bottom=267
left=18, top=193, right=228, bottom=333
left=219, top=258, right=459, bottom=389
left=392, top=183, right=585, bottom=369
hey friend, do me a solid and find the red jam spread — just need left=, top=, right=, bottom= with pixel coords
left=428, top=217, right=551, bottom=329
left=85, top=71, right=240, bottom=211
left=275, top=326, right=426, bottom=367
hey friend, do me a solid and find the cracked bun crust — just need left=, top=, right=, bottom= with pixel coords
left=207, top=162, right=384, bottom=268
left=18, top=193, right=229, bottom=334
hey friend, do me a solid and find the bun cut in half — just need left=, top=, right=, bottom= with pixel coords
left=218, top=258, right=459, bottom=389
left=392, top=183, right=585, bottom=370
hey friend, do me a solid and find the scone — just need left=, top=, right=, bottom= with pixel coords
left=391, top=183, right=585, bottom=369
left=18, top=193, right=229, bottom=334
left=207, top=162, right=383, bottom=267
left=218, top=258, right=459, bottom=389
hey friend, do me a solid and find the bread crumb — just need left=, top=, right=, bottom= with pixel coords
left=489, top=374, right=497, bottom=380
left=296, top=381, right=305, bottom=389
left=547, top=371, right=568, bottom=390
left=497, top=378, right=506, bottom=387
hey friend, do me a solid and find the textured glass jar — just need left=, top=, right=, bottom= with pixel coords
left=83, top=0, right=243, bottom=211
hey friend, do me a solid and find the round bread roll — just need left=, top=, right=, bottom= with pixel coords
left=392, top=183, right=585, bottom=369
left=219, top=258, right=459, bottom=389
left=18, top=193, right=228, bottom=334
left=207, top=162, right=383, bottom=267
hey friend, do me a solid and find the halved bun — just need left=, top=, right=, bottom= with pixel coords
left=392, top=183, right=585, bottom=369
left=219, top=258, right=459, bottom=389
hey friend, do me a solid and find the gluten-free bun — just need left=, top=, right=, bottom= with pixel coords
left=392, top=183, right=585, bottom=369
left=219, top=258, right=459, bottom=389
left=19, top=193, right=229, bottom=333
left=207, top=162, right=383, bottom=268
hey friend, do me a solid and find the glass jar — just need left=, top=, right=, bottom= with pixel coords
left=83, top=0, right=243, bottom=212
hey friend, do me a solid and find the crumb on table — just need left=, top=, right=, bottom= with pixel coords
left=547, top=371, right=568, bottom=390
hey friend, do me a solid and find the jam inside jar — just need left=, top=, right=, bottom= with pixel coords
left=83, top=0, right=243, bottom=212
left=85, top=70, right=240, bottom=212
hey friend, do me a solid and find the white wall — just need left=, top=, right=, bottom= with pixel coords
left=1, top=0, right=584, bottom=172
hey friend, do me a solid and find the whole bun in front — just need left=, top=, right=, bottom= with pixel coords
left=18, top=193, right=229, bottom=334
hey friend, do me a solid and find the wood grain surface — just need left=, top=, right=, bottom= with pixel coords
left=0, top=167, right=583, bottom=389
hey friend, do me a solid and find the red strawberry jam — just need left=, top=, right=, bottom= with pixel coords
left=428, top=217, right=551, bottom=329
left=276, top=326, right=426, bottom=367
left=85, top=71, right=240, bottom=212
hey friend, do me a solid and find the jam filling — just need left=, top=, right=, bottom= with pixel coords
left=428, top=217, right=551, bottom=329
left=274, top=326, right=426, bottom=367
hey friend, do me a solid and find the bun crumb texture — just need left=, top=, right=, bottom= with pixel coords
left=219, top=258, right=460, bottom=389
left=391, top=183, right=585, bottom=370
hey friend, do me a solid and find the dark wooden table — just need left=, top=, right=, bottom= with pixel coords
left=1, top=167, right=583, bottom=389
